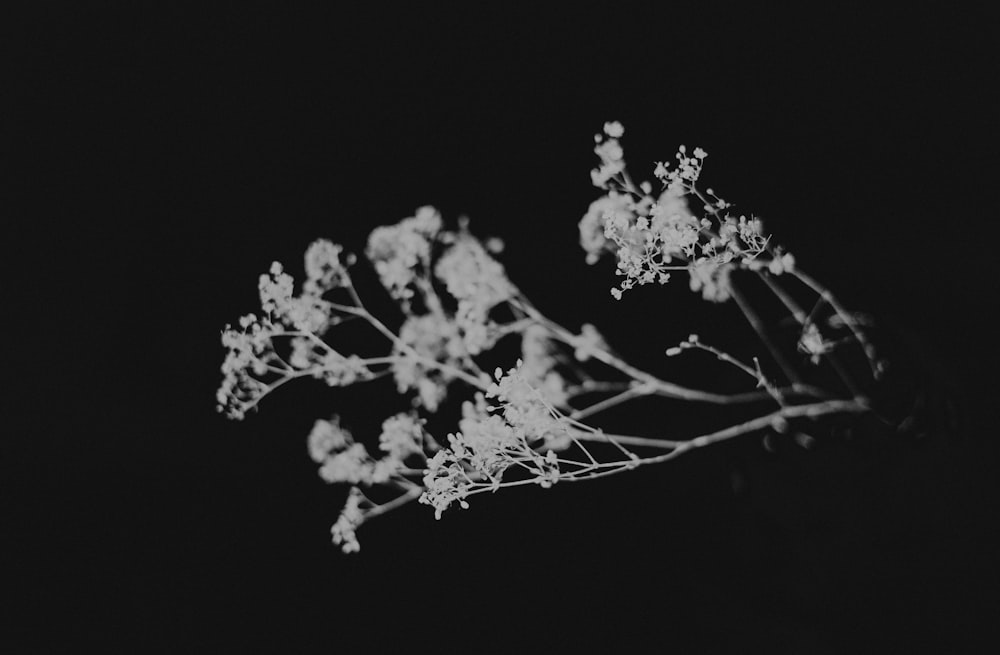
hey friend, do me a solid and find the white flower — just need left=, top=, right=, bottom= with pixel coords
left=391, top=312, right=465, bottom=411
left=767, top=252, right=796, bottom=275
left=487, top=362, right=565, bottom=444
left=307, top=415, right=352, bottom=463
left=371, top=457, right=401, bottom=484
left=590, top=137, right=626, bottom=188
left=452, top=412, right=519, bottom=481
left=366, top=206, right=443, bottom=302
left=378, top=413, right=425, bottom=459
left=798, top=322, right=831, bottom=364
left=256, top=261, right=333, bottom=333
left=320, top=351, right=371, bottom=387
left=303, top=239, right=352, bottom=296
left=434, top=234, right=513, bottom=323
left=520, top=324, right=568, bottom=407
left=258, top=262, right=295, bottom=316
left=573, top=323, right=607, bottom=363
left=579, top=193, right=633, bottom=265
left=318, top=443, right=374, bottom=484
left=688, top=258, right=733, bottom=302
left=603, top=121, right=624, bottom=138
left=331, top=487, right=365, bottom=553
left=652, top=146, right=707, bottom=187
left=419, top=450, right=474, bottom=520
left=216, top=315, right=279, bottom=419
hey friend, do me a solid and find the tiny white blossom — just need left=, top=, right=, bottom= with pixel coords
left=318, top=443, right=374, bottom=485
left=579, top=193, right=633, bottom=265
left=603, top=121, right=624, bottom=138
left=366, top=206, right=443, bottom=303
left=303, top=239, right=353, bottom=295
left=688, top=259, right=733, bottom=303
left=307, top=415, right=352, bottom=463
left=331, top=487, right=365, bottom=553
left=391, top=312, right=466, bottom=411
left=573, top=323, right=607, bottom=362
left=378, top=413, right=425, bottom=459
left=434, top=232, right=513, bottom=354
left=520, top=324, right=569, bottom=407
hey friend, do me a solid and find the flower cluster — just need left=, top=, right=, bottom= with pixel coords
left=520, top=323, right=570, bottom=407
left=391, top=312, right=467, bottom=411
left=218, top=121, right=885, bottom=555
left=582, top=124, right=787, bottom=302
left=309, top=413, right=429, bottom=552
left=366, top=206, right=442, bottom=306
left=418, top=362, right=568, bottom=519
left=216, top=314, right=274, bottom=419
left=487, top=361, right=567, bottom=446
left=216, top=241, right=362, bottom=419
left=434, top=227, right=514, bottom=354
left=331, top=486, right=364, bottom=554
left=310, top=413, right=425, bottom=486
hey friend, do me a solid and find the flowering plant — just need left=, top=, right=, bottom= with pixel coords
left=217, top=122, right=890, bottom=553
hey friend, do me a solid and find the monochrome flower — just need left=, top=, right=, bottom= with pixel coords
left=434, top=232, right=513, bottom=354
left=303, top=239, right=353, bottom=296
left=318, top=443, right=374, bottom=485
left=366, top=206, right=442, bottom=303
left=331, top=487, right=365, bottom=553
left=378, top=413, right=425, bottom=460
left=307, top=415, right=353, bottom=463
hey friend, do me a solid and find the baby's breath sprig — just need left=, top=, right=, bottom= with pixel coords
left=217, top=123, right=893, bottom=553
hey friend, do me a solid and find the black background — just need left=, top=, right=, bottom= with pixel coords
left=5, top=3, right=998, bottom=652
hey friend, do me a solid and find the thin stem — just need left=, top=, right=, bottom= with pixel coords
left=563, top=398, right=868, bottom=483
left=568, top=384, right=651, bottom=421
left=362, top=487, right=423, bottom=520
left=728, top=277, right=801, bottom=388
left=237, top=369, right=320, bottom=415
left=563, top=380, right=633, bottom=399
left=569, top=428, right=681, bottom=450
left=791, top=269, right=881, bottom=384
left=757, top=270, right=807, bottom=323
left=329, top=302, right=489, bottom=391
left=509, top=296, right=763, bottom=405
left=756, top=271, right=864, bottom=399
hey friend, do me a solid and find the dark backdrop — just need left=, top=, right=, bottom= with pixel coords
left=5, top=4, right=997, bottom=652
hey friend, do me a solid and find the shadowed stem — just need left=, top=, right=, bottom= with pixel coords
left=755, top=270, right=863, bottom=399
left=509, top=296, right=786, bottom=405
left=791, top=268, right=881, bottom=384
left=728, top=277, right=801, bottom=389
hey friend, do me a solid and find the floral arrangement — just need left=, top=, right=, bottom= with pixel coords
left=216, top=122, right=888, bottom=553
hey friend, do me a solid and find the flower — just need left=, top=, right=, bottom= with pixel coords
left=303, top=239, right=353, bottom=296
left=573, top=323, right=607, bottom=362
left=579, top=192, right=633, bottom=265
left=520, top=324, right=569, bottom=407
left=216, top=314, right=279, bottom=419
left=434, top=231, right=513, bottom=354
left=419, top=450, right=474, bottom=519
left=603, top=121, right=624, bottom=138
left=378, top=413, right=425, bottom=459
left=688, top=258, right=733, bottom=303
left=331, top=487, right=365, bottom=553
left=767, top=251, right=796, bottom=276
left=487, top=362, right=566, bottom=445
left=318, top=443, right=374, bottom=485
left=257, top=261, right=333, bottom=333
left=307, top=415, right=353, bottom=463
left=391, top=312, right=466, bottom=411
left=366, top=206, right=442, bottom=303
